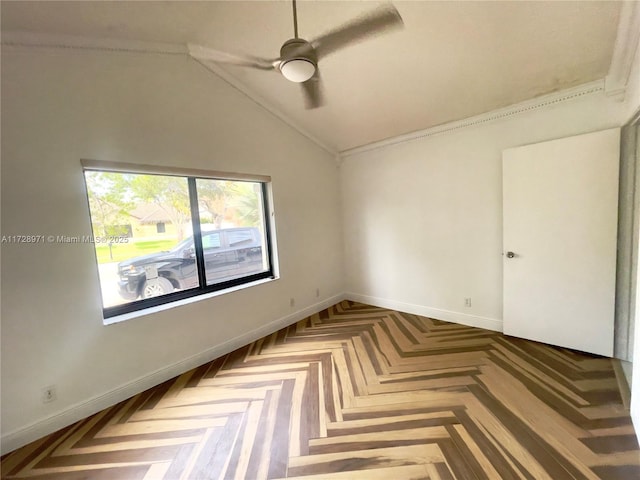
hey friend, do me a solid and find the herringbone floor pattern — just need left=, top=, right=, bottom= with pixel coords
left=2, top=301, right=639, bottom=479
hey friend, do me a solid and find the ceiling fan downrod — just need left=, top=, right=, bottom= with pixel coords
left=279, top=0, right=316, bottom=84
left=292, top=0, right=299, bottom=39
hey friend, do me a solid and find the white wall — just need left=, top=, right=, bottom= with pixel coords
left=341, top=91, right=632, bottom=332
left=623, top=31, right=640, bottom=441
left=633, top=127, right=640, bottom=441
left=632, top=124, right=640, bottom=442
left=0, top=48, right=344, bottom=452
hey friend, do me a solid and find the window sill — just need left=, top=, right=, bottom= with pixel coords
left=103, top=276, right=278, bottom=326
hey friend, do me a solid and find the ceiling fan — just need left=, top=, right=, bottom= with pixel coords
left=188, top=1, right=404, bottom=109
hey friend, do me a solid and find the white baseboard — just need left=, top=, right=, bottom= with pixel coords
left=1, top=293, right=346, bottom=455
left=345, top=292, right=503, bottom=332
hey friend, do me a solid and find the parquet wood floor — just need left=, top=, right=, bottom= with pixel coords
left=2, top=301, right=639, bottom=479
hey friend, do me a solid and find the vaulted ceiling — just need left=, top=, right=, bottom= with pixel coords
left=1, top=1, right=624, bottom=152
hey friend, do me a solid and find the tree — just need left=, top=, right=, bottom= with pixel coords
left=197, top=180, right=262, bottom=228
left=197, top=179, right=229, bottom=229
left=228, top=182, right=261, bottom=227
left=85, top=171, right=133, bottom=260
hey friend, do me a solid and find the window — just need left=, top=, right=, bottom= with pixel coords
left=228, top=229, right=255, bottom=246
left=202, top=232, right=221, bottom=249
left=82, top=161, right=275, bottom=319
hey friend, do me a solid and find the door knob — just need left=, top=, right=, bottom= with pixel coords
left=506, top=251, right=516, bottom=258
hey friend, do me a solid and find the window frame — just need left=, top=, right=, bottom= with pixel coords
left=81, top=160, right=275, bottom=319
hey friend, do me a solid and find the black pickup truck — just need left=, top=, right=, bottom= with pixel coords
left=117, top=227, right=263, bottom=299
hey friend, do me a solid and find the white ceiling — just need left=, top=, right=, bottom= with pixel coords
left=1, top=1, right=622, bottom=153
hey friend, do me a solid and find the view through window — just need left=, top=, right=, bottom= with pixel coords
left=83, top=168, right=273, bottom=318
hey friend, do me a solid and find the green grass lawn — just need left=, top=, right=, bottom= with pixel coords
left=95, top=239, right=179, bottom=264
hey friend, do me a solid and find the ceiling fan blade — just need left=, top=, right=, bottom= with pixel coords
left=301, top=72, right=325, bottom=109
left=187, top=44, right=276, bottom=70
left=310, top=3, right=403, bottom=59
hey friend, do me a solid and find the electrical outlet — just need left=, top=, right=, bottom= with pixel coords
left=290, top=297, right=295, bottom=307
left=42, top=385, right=57, bottom=404
left=315, top=288, right=320, bottom=298
left=464, top=298, right=472, bottom=307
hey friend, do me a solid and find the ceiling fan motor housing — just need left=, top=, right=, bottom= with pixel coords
left=279, top=38, right=317, bottom=82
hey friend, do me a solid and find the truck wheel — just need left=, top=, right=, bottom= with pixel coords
left=142, top=277, right=173, bottom=298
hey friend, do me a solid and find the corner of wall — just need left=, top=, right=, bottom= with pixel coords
left=345, top=292, right=503, bottom=333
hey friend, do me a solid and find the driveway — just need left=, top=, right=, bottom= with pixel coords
left=98, top=262, right=127, bottom=308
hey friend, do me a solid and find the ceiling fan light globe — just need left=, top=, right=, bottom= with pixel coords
left=280, top=59, right=316, bottom=83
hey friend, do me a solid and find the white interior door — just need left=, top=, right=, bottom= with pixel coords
left=502, top=128, right=620, bottom=357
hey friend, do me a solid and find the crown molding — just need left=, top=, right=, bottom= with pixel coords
left=605, top=1, right=640, bottom=99
left=1, top=30, right=337, bottom=157
left=339, top=80, right=606, bottom=158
